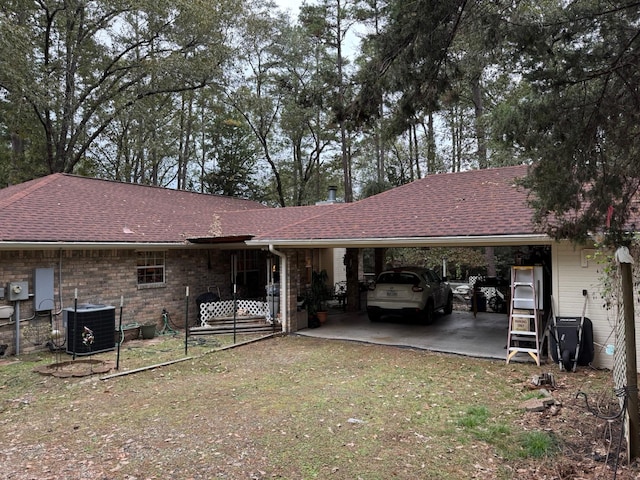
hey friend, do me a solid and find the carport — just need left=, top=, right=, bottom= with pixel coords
left=246, top=166, right=554, bottom=363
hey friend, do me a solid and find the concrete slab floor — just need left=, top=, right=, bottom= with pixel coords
left=295, top=309, right=513, bottom=361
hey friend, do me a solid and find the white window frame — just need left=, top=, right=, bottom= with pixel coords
left=136, top=251, right=166, bottom=287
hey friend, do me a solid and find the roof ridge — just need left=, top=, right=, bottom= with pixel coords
left=0, top=173, right=63, bottom=210
left=2, top=172, right=269, bottom=210
left=253, top=203, right=350, bottom=238
left=355, top=165, right=529, bottom=201
left=58, top=173, right=265, bottom=202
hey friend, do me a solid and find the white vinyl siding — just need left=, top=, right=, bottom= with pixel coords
left=552, top=242, right=616, bottom=370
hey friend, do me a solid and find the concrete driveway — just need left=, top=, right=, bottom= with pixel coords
left=296, top=309, right=510, bottom=361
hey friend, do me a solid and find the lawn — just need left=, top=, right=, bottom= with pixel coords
left=0, top=334, right=635, bottom=479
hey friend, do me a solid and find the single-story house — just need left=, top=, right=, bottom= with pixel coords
left=0, top=165, right=630, bottom=370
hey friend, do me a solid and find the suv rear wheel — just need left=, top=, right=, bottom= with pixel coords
left=444, top=293, right=453, bottom=315
left=423, top=300, right=435, bottom=325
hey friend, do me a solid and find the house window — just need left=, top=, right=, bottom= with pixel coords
left=137, top=251, right=165, bottom=286
left=232, top=250, right=261, bottom=298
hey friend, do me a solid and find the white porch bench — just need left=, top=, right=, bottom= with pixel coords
left=189, top=299, right=278, bottom=335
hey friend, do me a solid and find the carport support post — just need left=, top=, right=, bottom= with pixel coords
left=345, top=248, right=360, bottom=311
left=620, top=258, right=639, bottom=460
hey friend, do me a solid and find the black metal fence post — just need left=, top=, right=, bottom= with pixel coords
left=185, top=287, right=189, bottom=356
left=116, top=295, right=123, bottom=369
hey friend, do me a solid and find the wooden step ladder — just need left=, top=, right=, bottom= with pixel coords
left=506, top=266, right=542, bottom=365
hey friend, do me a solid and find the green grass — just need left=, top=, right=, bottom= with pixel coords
left=453, top=402, right=559, bottom=462
left=457, top=405, right=491, bottom=428
left=517, top=430, right=560, bottom=458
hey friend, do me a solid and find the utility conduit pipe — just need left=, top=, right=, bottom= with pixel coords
left=268, top=245, right=287, bottom=332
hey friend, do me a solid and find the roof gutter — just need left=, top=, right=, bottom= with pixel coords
left=0, top=241, right=215, bottom=251
left=248, top=234, right=553, bottom=249
left=269, top=244, right=288, bottom=333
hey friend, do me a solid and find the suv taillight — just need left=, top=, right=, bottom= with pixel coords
left=412, top=286, right=424, bottom=293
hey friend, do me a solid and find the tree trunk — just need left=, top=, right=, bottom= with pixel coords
left=471, top=74, right=487, bottom=169
left=412, top=123, right=421, bottom=179
left=374, top=248, right=386, bottom=277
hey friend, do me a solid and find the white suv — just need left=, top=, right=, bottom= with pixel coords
left=366, top=267, right=453, bottom=323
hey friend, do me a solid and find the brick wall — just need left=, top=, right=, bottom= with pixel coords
left=0, top=248, right=230, bottom=355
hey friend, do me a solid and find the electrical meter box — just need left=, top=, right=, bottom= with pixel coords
left=8, top=281, right=29, bottom=301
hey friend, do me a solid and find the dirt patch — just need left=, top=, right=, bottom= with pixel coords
left=516, top=373, right=637, bottom=479
left=1, top=335, right=639, bottom=479
left=33, top=359, right=115, bottom=377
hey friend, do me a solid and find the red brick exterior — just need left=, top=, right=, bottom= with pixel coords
left=0, top=248, right=234, bottom=355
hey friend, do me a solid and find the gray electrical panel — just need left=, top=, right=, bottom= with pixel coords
left=34, top=268, right=55, bottom=311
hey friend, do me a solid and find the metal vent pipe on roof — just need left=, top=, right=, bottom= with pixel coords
left=328, top=186, right=337, bottom=203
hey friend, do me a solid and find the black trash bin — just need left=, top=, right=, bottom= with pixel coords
left=196, top=290, right=220, bottom=324
left=469, top=291, right=487, bottom=312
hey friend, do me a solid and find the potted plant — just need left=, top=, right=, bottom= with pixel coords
left=140, top=323, right=157, bottom=339
left=305, top=270, right=332, bottom=324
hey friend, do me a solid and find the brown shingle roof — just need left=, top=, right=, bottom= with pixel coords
left=189, top=204, right=343, bottom=243
left=0, top=174, right=270, bottom=243
left=251, top=165, right=540, bottom=243
left=0, top=166, right=544, bottom=247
